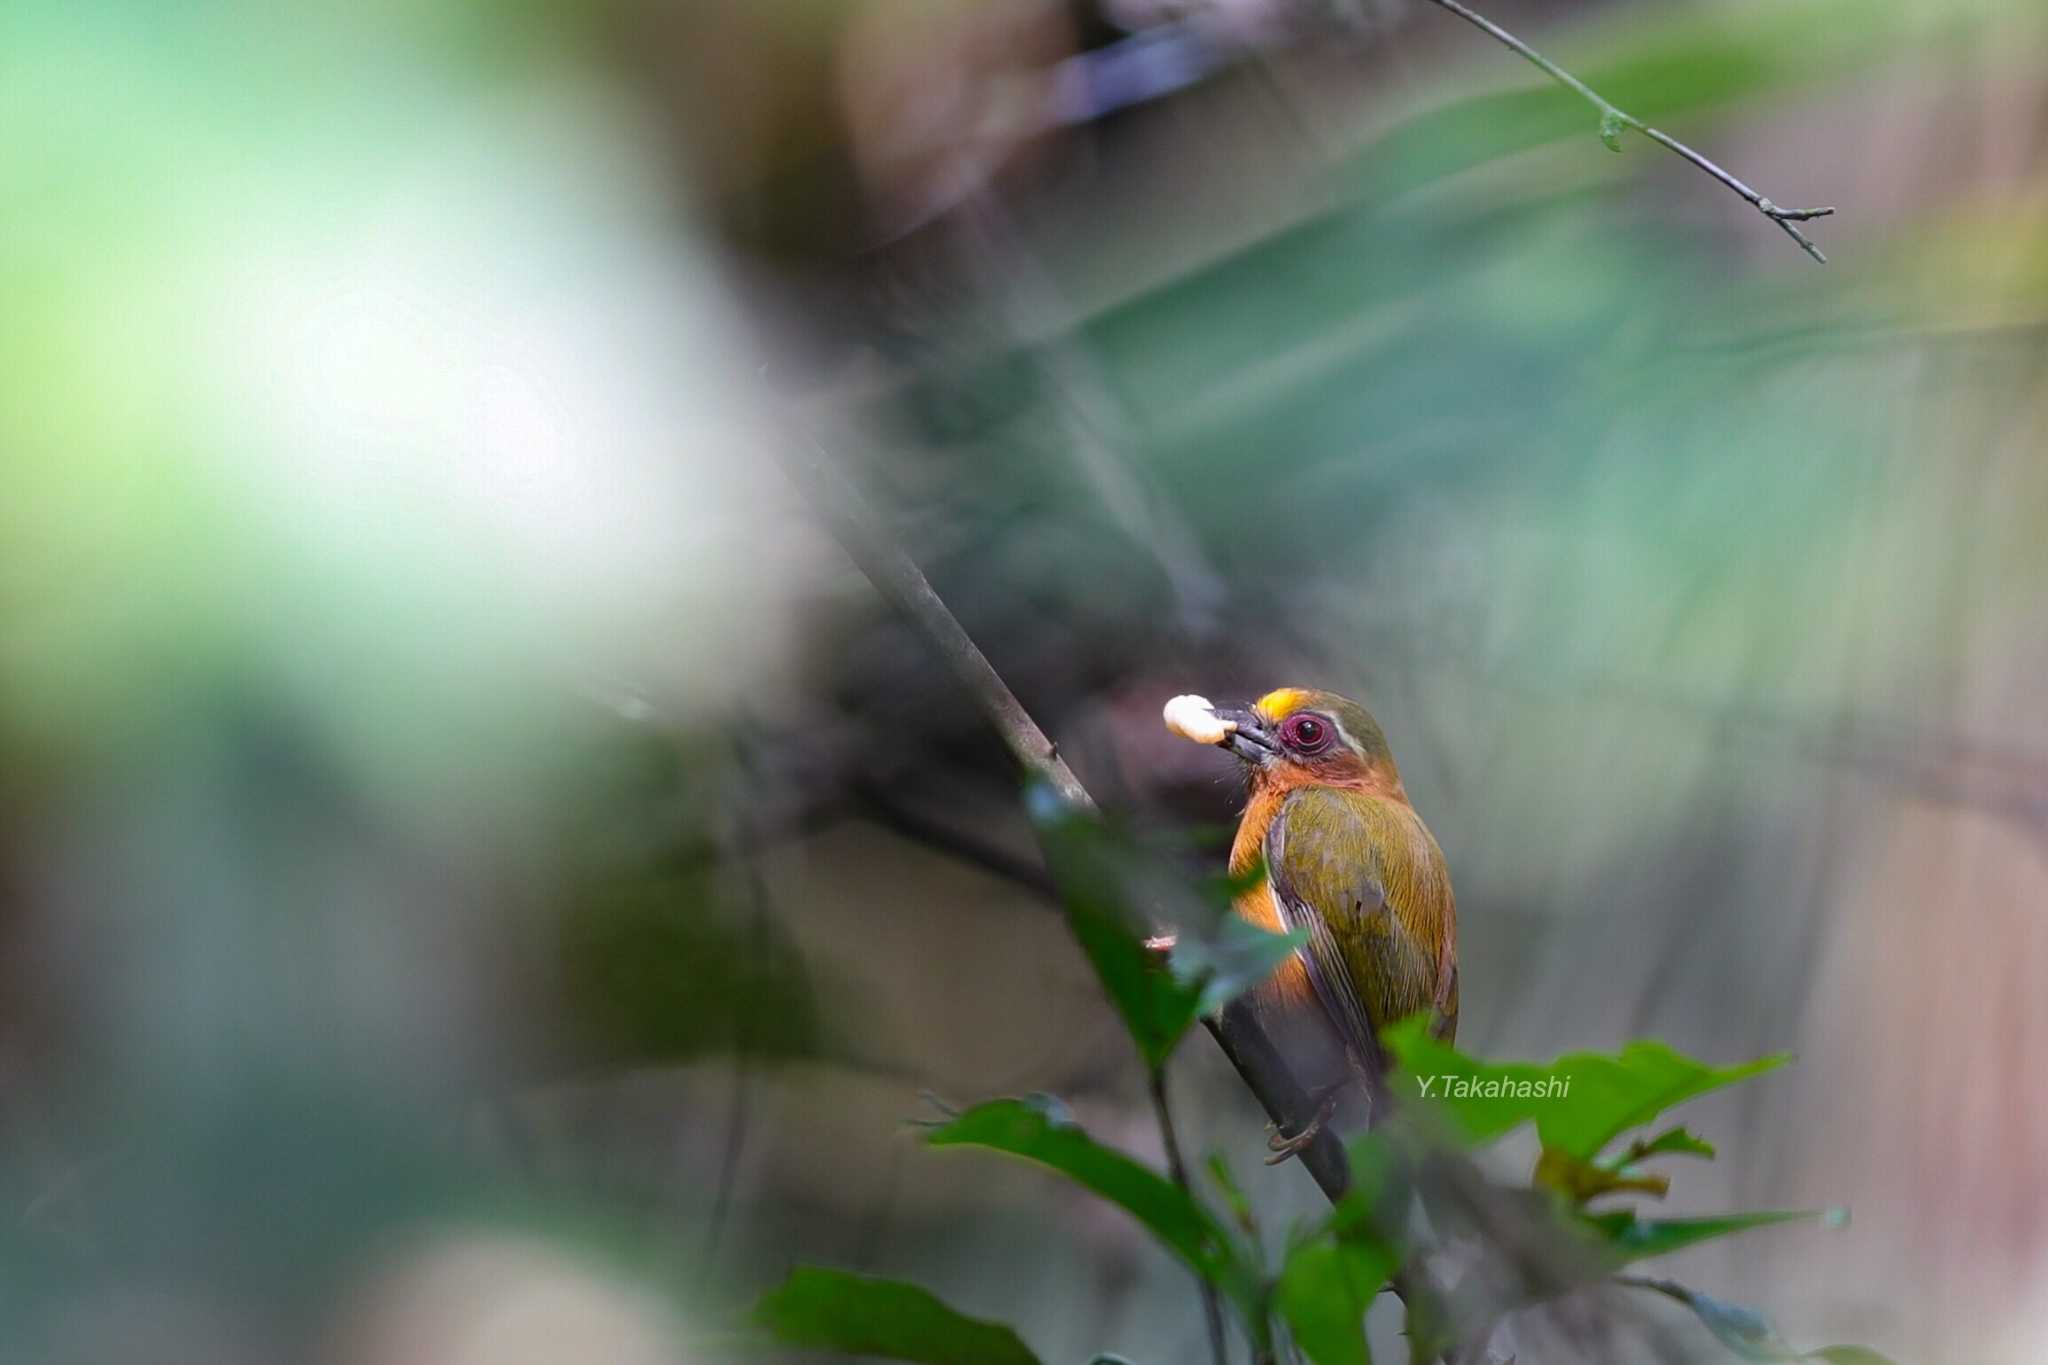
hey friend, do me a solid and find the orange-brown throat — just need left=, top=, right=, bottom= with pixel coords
left=1247, top=756, right=1407, bottom=803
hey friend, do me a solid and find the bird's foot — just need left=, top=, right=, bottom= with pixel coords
left=1263, top=1088, right=1342, bottom=1165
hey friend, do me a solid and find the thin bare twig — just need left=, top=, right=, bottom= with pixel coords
left=1150, top=1067, right=1231, bottom=1365
left=704, top=736, right=772, bottom=1271
left=1422, top=0, right=1836, bottom=262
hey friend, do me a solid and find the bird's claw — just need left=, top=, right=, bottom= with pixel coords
left=1263, top=1090, right=1341, bottom=1165
left=1264, top=1124, right=1321, bottom=1163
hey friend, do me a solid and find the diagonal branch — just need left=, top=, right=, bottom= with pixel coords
left=776, top=429, right=1353, bottom=1201
left=784, top=433, right=1097, bottom=813
left=1422, top=0, right=1836, bottom=262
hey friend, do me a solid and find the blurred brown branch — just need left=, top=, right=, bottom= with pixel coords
left=782, top=432, right=1096, bottom=812
left=1147, top=1065, right=1231, bottom=1365
left=1422, top=0, right=1837, bottom=262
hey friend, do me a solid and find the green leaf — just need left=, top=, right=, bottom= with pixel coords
left=1026, top=787, right=1206, bottom=1066
left=1588, top=1208, right=1825, bottom=1264
left=1541, top=1123, right=1720, bottom=1201
left=1171, top=911, right=1309, bottom=1018
left=1026, top=785, right=1298, bottom=1068
left=1326, top=1132, right=1407, bottom=1246
left=1383, top=1014, right=1788, bottom=1160
left=1620, top=1276, right=1896, bottom=1364
left=750, top=1266, right=1042, bottom=1365
left=1205, top=1150, right=1259, bottom=1244
left=924, top=1097, right=1264, bottom=1330
left=1276, top=1238, right=1398, bottom=1365
left=1535, top=1146, right=1670, bottom=1204
left=1607, top=1125, right=1717, bottom=1166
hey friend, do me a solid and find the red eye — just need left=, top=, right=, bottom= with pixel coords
left=1283, top=714, right=1332, bottom=754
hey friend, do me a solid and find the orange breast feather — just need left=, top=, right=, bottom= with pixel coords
left=1230, top=786, right=1316, bottom=1008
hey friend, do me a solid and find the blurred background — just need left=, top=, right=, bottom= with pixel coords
left=4, top=0, right=2046, bottom=1360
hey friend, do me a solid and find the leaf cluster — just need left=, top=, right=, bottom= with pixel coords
left=745, top=796, right=1888, bottom=1364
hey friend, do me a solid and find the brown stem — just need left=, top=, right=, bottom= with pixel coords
left=782, top=433, right=1096, bottom=813
left=1150, top=1066, right=1231, bottom=1365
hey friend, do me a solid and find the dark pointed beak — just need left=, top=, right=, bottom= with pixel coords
left=1214, top=706, right=1278, bottom=765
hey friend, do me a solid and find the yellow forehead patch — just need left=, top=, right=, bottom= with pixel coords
left=1254, top=687, right=1314, bottom=720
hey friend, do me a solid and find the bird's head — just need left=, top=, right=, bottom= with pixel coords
left=1213, top=687, right=1404, bottom=799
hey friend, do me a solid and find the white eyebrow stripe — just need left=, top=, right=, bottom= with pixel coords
left=1319, top=711, right=1367, bottom=756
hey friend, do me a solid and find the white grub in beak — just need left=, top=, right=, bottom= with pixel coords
left=1162, top=694, right=1236, bottom=746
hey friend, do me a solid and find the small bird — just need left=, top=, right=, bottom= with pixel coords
left=1166, top=688, right=1458, bottom=1150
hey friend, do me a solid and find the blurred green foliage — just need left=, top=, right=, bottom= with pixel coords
left=1621, top=1279, right=1903, bottom=1365
left=1273, top=1237, right=1399, bottom=1365
left=753, top=1266, right=1044, bottom=1365
left=1380, top=1015, right=1786, bottom=1160
left=750, top=802, right=1890, bottom=1365
left=928, top=1095, right=1267, bottom=1340
left=6, top=0, right=2041, bottom=1358
left=560, top=871, right=819, bottom=1069
left=1028, top=783, right=1302, bottom=1069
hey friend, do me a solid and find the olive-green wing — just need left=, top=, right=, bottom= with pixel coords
left=1264, top=787, right=1450, bottom=1071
